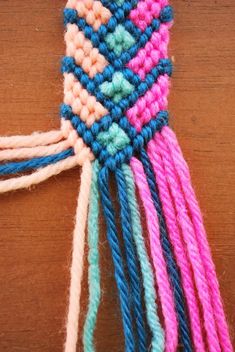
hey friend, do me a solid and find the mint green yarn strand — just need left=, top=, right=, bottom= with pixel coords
left=122, top=164, right=165, bottom=352
left=83, top=161, right=101, bottom=352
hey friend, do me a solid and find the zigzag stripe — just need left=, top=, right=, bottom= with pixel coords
left=62, top=107, right=168, bottom=168
left=64, top=2, right=138, bottom=36
left=63, top=6, right=173, bottom=68
left=128, top=23, right=170, bottom=79
left=127, top=74, right=169, bottom=131
left=62, top=0, right=173, bottom=168
left=64, top=73, right=108, bottom=127
left=65, top=24, right=108, bottom=78
left=61, top=102, right=168, bottom=142
left=62, top=57, right=172, bottom=115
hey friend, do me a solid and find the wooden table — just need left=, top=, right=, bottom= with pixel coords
left=0, top=1, right=234, bottom=351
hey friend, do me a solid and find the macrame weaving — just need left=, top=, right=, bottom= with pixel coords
left=0, top=1, right=232, bottom=352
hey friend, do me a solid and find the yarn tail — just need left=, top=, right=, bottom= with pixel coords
left=0, top=121, right=93, bottom=193
left=83, top=161, right=101, bottom=352
left=122, top=164, right=164, bottom=352
left=98, top=165, right=136, bottom=352
left=161, top=126, right=233, bottom=351
left=83, top=162, right=165, bottom=352
left=131, top=157, right=179, bottom=352
left=64, top=159, right=92, bottom=352
left=147, top=126, right=233, bottom=352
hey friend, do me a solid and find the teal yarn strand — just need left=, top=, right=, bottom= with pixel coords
left=82, top=162, right=165, bottom=352
left=83, top=161, right=101, bottom=352
left=122, top=165, right=165, bottom=352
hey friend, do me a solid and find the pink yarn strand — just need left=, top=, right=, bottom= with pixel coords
left=155, top=132, right=221, bottom=352
left=0, top=130, right=63, bottom=149
left=161, top=126, right=233, bottom=352
left=130, top=156, right=178, bottom=352
left=147, top=140, right=206, bottom=351
left=64, top=159, right=92, bottom=352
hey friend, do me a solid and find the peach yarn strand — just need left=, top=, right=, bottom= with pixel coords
left=0, top=130, right=63, bottom=149
left=64, top=159, right=92, bottom=352
left=0, top=140, right=70, bottom=161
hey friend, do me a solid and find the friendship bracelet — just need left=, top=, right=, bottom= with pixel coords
left=0, top=1, right=232, bottom=352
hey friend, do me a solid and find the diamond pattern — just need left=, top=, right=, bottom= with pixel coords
left=100, top=72, right=134, bottom=103
left=105, top=25, right=136, bottom=56
left=97, top=123, right=130, bottom=155
left=62, top=2, right=173, bottom=165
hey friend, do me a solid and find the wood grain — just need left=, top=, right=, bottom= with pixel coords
left=0, top=1, right=234, bottom=351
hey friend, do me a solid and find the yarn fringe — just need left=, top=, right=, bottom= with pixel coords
left=65, top=159, right=92, bottom=352
left=0, top=126, right=232, bottom=352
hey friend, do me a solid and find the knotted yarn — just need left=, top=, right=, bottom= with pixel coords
left=0, top=1, right=233, bottom=351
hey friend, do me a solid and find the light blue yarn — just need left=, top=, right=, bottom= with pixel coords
left=122, top=165, right=165, bottom=352
left=83, top=161, right=101, bottom=352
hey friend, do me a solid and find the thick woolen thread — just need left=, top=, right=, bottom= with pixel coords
left=147, top=139, right=206, bottom=352
left=161, top=126, right=233, bottom=352
left=0, top=148, right=74, bottom=175
left=0, top=140, right=71, bottom=161
left=83, top=161, right=101, bottom=352
left=98, top=166, right=135, bottom=352
left=140, top=149, right=193, bottom=352
left=0, top=130, right=63, bottom=149
left=131, top=156, right=178, bottom=352
left=154, top=133, right=221, bottom=352
left=64, top=159, right=92, bottom=352
left=0, top=155, right=81, bottom=194
left=122, top=164, right=164, bottom=352
left=115, top=168, right=148, bottom=352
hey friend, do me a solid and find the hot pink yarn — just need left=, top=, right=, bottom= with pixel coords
left=127, top=75, right=169, bottom=132
left=129, top=0, right=168, bottom=31
left=127, top=24, right=170, bottom=79
left=154, top=131, right=223, bottom=351
left=148, top=139, right=206, bottom=351
left=161, top=126, right=233, bottom=352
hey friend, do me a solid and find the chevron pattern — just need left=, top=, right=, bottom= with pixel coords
left=61, top=0, right=173, bottom=169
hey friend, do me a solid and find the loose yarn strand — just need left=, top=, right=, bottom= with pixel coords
left=131, top=157, right=178, bottom=352
left=0, top=155, right=80, bottom=194
left=0, top=130, right=63, bottom=149
left=122, top=164, right=164, bottom=352
left=162, top=127, right=233, bottom=351
left=155, top=132, right=221, bottom=352
left=83, top=161, right=101, bottom=352
left=140, top=149, right=193, bottom=352
left=64, top=159, right=92, bottom=352
left=0, top=139, right=70, bottom=161
left=0, top=149, right=74, bottom=176
left=116, top=168, right=148, bottom=352
left=147, top=139, right=205, bottom=352
left=98, top=166, right=135, bottom=352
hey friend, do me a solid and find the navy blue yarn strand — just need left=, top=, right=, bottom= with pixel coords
left=140, top=149, right=192, bottom=352
left=98, top=167, right=135, bottom=352
left=101, top=0, right=138, bottom=15
left=115, top=168, right=148, bottom=352
left=0, top=149, right=74, bottom=176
